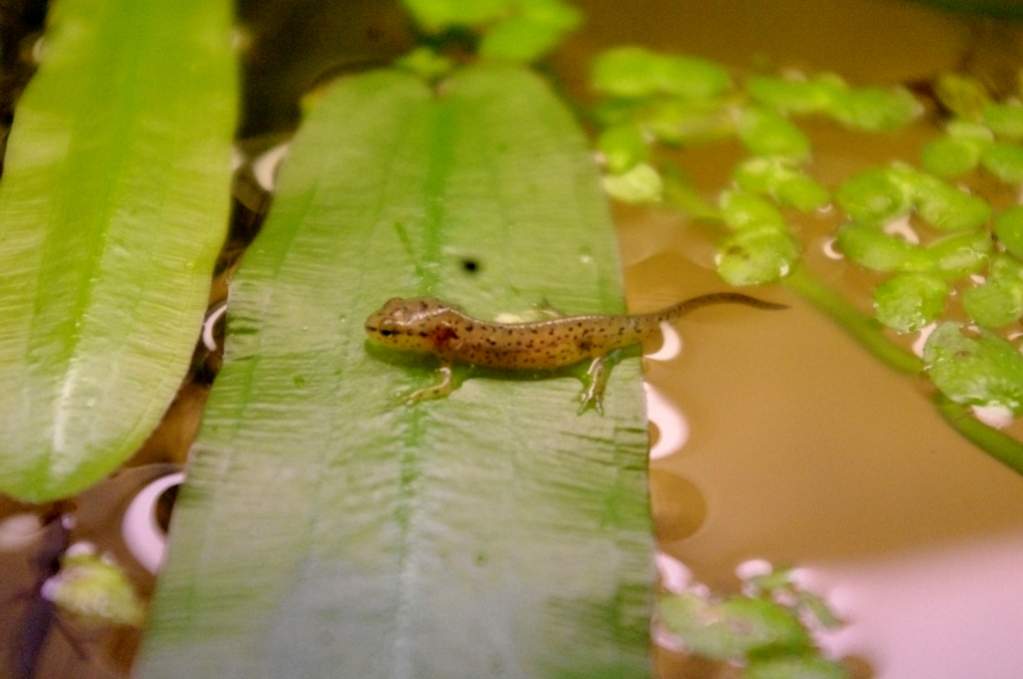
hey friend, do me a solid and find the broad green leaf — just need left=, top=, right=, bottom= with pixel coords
left=137, top=66, right=653, bottom=678
left=0, top=0, right=236, bottom=501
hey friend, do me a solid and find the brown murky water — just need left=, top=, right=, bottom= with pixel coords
left=2, top=1, right=1023, bottom=677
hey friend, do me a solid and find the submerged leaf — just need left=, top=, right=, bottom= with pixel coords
left=0, top=0, right=236, bottom=501
left=935, top=73, right=989, bottom=120
left=138, top=66, right=652, bottom=678
left=995, top=205, right=1023, bottom=259
left=49, top=553, right=145, bottom=627
left=963, top=255, right=1023, bottom=328
left=734, top=157, right=829, bottom=212
left=981, top=142, right=1023, bottom=184
left=983, top=101, right=1023, bottom=140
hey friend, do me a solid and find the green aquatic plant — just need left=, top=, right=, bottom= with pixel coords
left=401, top=0, right=580, bottom=62
left=0, top=0, right=237, bottom=501
left=659, top=567, right=847, bottom=678
left=138, top=64, right=652, bottom=678
left=588, top=46, right=1023, bottom=474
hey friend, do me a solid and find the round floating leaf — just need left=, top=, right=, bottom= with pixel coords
left=738, top=107, right=811, bottom=160
left=598, top=122, right=649, bottom=173
left=479, top=0, right=581, bottom=62
left=396, top=47, right=454, bottom=80
left=836, top=223, right=916, bottom=272
left=924, top=229, right=992, bottom=277
left=935, top=73, right=989, bottom=120
left=591, top=46, right=731, bottom=100
left=873, top=273, right=949, bottom=333
left=889, top=164, right=991, bottom=232
left=984, top=102, right=1023, bottom=140
left=827, top=86, right=922, bottom=131
left=401, top=0, right=508, bottom=32
left=716, top=225, right=799, bottom=286
left=921, top=136, right=981, bottom=177
left=659, top=594, right=810, bottom=662
left=719, top=189, right=786, bottom=231
left=963, top=255, right=1023, bottom=328
left=746, top=655, right=849, bottom=679
left=602, top=162, right=663, bottom=203
left=745, top=73, right=844, bottom=115
left=641, top=98, right=734, bottom=144
left=924, top=322, right=1023, bottom=412
left=734, top=158, right=829, bottom=212
left=836, top=168, right=910, bottom=224
left=981, top=142, right=1023, bottom=184
left=995, top=205, right=1023, bottom=259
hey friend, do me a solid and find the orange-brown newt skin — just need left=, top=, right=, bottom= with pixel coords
left=364, top=293, right=784, bottom=411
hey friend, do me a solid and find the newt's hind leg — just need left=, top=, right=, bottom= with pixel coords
left=403, top=362, right=456, bottom=405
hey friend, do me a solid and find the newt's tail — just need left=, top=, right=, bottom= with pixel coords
left=665, top=292, right=787, bottom=319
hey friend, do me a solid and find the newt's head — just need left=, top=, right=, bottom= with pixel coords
left=364, top=297, right=460, bottom=352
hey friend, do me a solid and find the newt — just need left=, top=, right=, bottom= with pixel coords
left=364, top=292, right=785, bottom=412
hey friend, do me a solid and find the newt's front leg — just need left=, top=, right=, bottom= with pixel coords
left=404, top=361, right=456, bottom=405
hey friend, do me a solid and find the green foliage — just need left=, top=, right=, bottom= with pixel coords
left=980, top=142, right=1023, bottom=183
left=837, top=164, right=990, bottom=231
left=138, top=66, right=653, bottom=678
left=924, top=322, right=1023, bottom=412
left=602, top=162, right=663, bottom=203
left=983, top=101, right=1023, bottom=140
left=921, top=121, right=993, bottom=177
left=660, top=594, right=810, bottom=661
left=401, top=0, right=580, bottom=62
left=734, top=157, right=829, bottom=212
left=738, top=107, right=811, bottom=160
left=995, top=205, right=1023, bottom=258
left=935, top=73, right=989, bottom=120
left=836, top=168, right=911, bottom=224
left=598, top=122, right=649, bottom=173
left=720, top=189, right=786, bottom=230
left=873, top=273, right=949, bottom=333
left=716, top=227, right=800, bottom=286
left=396, top=46, right=454, bottom=80
left=479, top=0, right=581, bottom=62
left=745, top=73, right=846, bottom=115
left=591, top=46, right=732, bottom=100
left=836, top=224, right=917, bottom=272
left=747, top=72, right=920, bottom=131
left=963, top=255, right=1023, bottom=328
left=0, top=0, right=236, bottom=501
left=746, top=655, right=849, bottom=679
left=640, top=98, right=734, bottom=144
left=827, top=85, right=921, bottom=132
left=49, top=552, right=145, bottom=626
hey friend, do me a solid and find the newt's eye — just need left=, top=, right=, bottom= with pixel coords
left=379, top=329, right=395, bottom=337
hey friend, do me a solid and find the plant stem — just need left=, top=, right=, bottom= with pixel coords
left=781, top=266, right=923, bottom=374
left=934, top=396, right=1023, bottom=475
